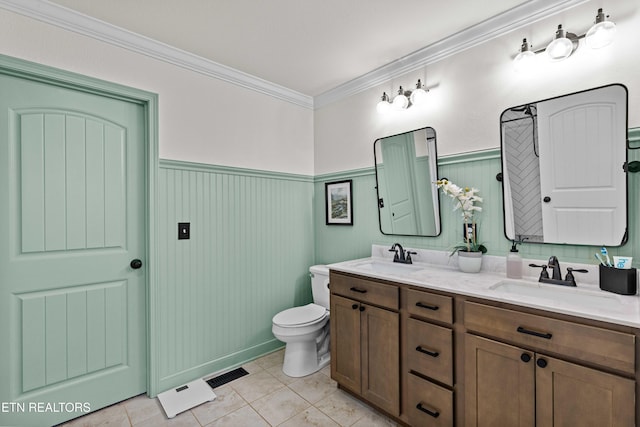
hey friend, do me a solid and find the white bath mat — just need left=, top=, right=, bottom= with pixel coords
left=157, top=378, right=216, bottom=419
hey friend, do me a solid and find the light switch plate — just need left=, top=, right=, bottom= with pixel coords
left=178, top=222, right=190, bottom=240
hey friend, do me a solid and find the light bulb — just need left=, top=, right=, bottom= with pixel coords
left=392, top=86, right=409, bottom=110
left=586, top=8, right=616, bottom=49
left=410, top=79, right=428, bottom=106
left=376, top=92, right=391, bottom=114
left=546, top=25, right=573, bottom=61
left=513, top=38, right=536, bottom=71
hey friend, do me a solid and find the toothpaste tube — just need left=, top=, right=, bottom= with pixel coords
left=613, top=256, right=633, bottom=269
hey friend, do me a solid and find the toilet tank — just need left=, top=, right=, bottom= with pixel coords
left=309, top=265, right=330, bottom=310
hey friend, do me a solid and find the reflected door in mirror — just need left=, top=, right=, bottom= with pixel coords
left=374, top=127, right=441, bottom=237
left=500, top=84, right=628, bottom=246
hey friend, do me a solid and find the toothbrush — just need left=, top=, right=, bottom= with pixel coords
left=595, top=253, right=606, bottom=266
left=600, top=247, right=612, bottom=267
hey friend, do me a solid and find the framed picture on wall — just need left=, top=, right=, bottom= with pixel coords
left=325, top=180, right=353, bottom=225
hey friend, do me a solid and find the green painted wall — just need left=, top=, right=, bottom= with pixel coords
left=314, top=141, right=640, bottom=268
left=154, top=129, right=640, bottom=395
left=156, top=160, right=314, bottom=392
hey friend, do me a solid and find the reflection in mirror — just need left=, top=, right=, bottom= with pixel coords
left=374, top=127, right=441, bottom=236
left=500, top=84, right=628, bottom=246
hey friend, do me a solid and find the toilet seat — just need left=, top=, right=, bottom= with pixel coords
left=272, top=303, right=327, bottom=327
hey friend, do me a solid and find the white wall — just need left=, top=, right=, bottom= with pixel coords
left=314, top=0, right=640, bottom=175
left=0, top=8, right=315, bottom=175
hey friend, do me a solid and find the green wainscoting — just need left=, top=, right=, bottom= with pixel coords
left=155, top=133, right=640, bottom=395
left=155, top=160, right=315, bottom=394
left=314, top=147, right=640, bottom=267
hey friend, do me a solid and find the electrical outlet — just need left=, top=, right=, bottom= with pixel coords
left=178, top=222, right=190, bottom=240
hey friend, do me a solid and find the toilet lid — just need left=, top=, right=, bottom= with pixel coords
left=273, top=303, right=327, bottom=326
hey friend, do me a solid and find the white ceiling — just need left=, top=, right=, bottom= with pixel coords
left=46, top=0, right=537, bottom=97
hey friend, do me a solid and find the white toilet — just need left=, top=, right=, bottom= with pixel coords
left=272, top=265, right=330, bottom=377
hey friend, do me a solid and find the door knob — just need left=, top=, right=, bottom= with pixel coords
left=130, top=259, right=143, bottom=269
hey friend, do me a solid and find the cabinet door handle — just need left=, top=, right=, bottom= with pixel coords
left=416, top=346, right=439, bottom=358
left=520, top=353, right=532, bottom=363
left=350, top=287, right=367, bottom=294
left=537, top=358, right=548, bottom=368
left=416, top=403, right=440, bottom=418
left=351, top=304, right=359, bottom=310
left=359, top=306, right=365, bottom=312
left=517, top=326, right=552, bottom=340
left=416, top=302, right=439, bottom=311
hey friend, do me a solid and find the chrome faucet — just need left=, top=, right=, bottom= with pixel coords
left=389, top=243, right=416, bottom=264
left=529, top=256, right=588, bottom=287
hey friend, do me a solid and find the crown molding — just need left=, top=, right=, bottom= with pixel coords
left=313, top=0, right=588, bottom=109
left=0, top=0, right=587, bottom=110
left=0, top=0, right=314, bottom=109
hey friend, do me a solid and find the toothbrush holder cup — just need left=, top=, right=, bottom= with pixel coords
left=599, top=265, right=637, bottom=295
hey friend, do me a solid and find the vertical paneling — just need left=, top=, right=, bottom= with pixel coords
left=18, top=282, right=127, bottom=392
left=45, top=294, right=67, bottom=384
left=156, top=162, right=314, bottom=389
left=21, top=297, right=46, bottom=391
left=21, top=113, right=45, bottom=253
left=66, top=291, right=87, bottom=378
left=104, top=126, right=126, bottom=248
left=85, top=120, right=105, bottom=248
left=87, top=288, right=106, bottom=372
left=18, top=111, right=127, bottom=253
left=65, top=116, right=87, bottom=250
left=43, top=114, right=66, bottom=251
left=315, top=147, right=640, bottom=267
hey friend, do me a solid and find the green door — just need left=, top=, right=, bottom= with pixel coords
left=0, top=73, right=147, bottom=426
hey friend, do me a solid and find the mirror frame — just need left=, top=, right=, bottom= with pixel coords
left=373, top=127, right=442, bottom=237
left=499, top=83, right=629, bottom=246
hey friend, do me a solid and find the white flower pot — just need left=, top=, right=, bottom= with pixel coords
left=457, top=250, right=483, bottom=273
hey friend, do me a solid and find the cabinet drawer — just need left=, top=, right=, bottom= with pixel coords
left=407, top=373, right=453, bottom=427
left=406, top=318, right=453, bottom=386
left=330, top=272, right=398, bottom=310
left=464, top=301, right=635, bottom=374
left=405, top=288, right=453, bottom=324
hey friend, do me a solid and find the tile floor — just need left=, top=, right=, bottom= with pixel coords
left=59, top=349, right=398, bottom=426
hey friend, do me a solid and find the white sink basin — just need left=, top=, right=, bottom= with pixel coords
left=349, top=260, right=423, bottom=276
left=490, top=280, right=620, bottom=309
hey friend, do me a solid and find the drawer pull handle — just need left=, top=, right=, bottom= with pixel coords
left=416, top=302, right=439, bottom=311
left=517, top=326, right=552, bottom=340
left=416, top=346, right=439, bottom=358
left=350, top=287, right=367, bottom=294
left=416, top=403, right=440, bottom=418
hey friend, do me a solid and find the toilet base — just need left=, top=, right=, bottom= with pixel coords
left=282, top=340, right=330, bottom=377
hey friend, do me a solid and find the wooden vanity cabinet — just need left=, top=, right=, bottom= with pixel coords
left=402, top=287, right=455, bottom=426
left=329, top=269, right=638, bottom=426
left=330, top=272, right=400, bottom=416
left=464, top=302, right=636, bottom=427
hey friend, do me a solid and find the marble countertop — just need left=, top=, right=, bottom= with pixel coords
left=327, top=245, right=640, bottom=329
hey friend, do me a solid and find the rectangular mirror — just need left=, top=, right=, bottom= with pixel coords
left=374, top=127, right=441, bottom=236
left=500, top=84, right=628, bottom=246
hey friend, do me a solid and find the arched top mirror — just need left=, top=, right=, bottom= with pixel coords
left=374, top=127, right=441, bottom=237
left=500, top=84, right=628, bottom=246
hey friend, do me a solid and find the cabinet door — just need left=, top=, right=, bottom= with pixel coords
left=465, top=334, right=535, bottom=427
left=362, top=303, right=400, bottom=416
left=330, top=294, right=361, bottom=393
left=536, top=354, right=635, bottom=427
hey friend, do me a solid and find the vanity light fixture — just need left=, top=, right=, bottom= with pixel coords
left=513, top=38, right=536, bottom=71
left=512, top=7, right=616, bottom=69
left=586, top=8, right=617, bottom=49
left=376, top=92, right=391, bottom=114
left=377, top=79, right=430, bottom=113
left=546, top=25, right=577, bottom=61
left=392, top=86, right=410, bottom=110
